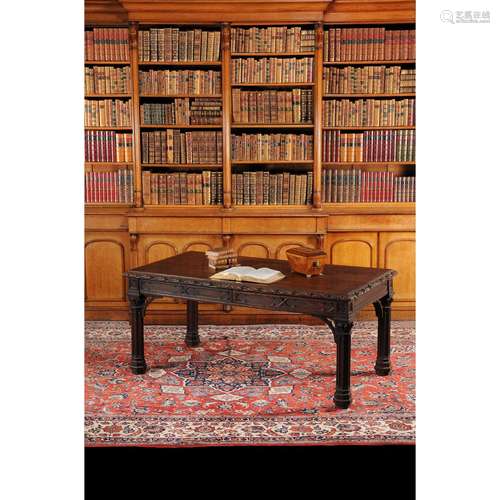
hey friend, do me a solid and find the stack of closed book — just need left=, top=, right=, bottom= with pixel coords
left=205, top=248, right=238, bottom=269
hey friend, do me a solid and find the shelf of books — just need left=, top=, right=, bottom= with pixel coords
left=137, top=25, right=224, bottom=207
left=84, top=22, right=415, bottom=211
left=321, top=23, right=416, bottom=209
left=230, top=24, right=317, bottom=207
left=84, top=27, right=135, bottom=206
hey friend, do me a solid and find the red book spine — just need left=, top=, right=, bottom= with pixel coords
left=110, top=171, right=114, bottom=203
left=91, top=171, right=96, bottom=203
left=96, top=131, right=101, bottom=162
left=384, top=30, right=391, bottom=61
left=119, top=27, right=124, bottom=61
left=103, top=171, right=107, bottom=203
left=104, top=131, right=109, bottom=162
left=88, top=131, right=93, bottom=162
left=105, top=28, right=111, bottom=62
left=95, top=172, right=99, bottom=203
left=102, top=172, right=106, bottom=203
left=99, top=131, right=103, bottom=162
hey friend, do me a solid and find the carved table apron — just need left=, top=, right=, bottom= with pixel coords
left=125, top=251, right=396, bottom=409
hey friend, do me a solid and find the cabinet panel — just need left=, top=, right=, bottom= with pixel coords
left=146, top=241, right=177, bottom=264
left=85, top=233, right=129, bottom=301
left=326, top=232, right=378, bottom=267
left=233, top=235, right=317, bottom=260
left=379, top=232, right=416, bottom=302
left=137, top=234, right=223, bottom=311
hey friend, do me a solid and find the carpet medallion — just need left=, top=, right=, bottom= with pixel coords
left=85, top=321, right=415, bottom=447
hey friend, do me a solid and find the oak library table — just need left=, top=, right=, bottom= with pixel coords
left=125, top=251, right=396, bottom=409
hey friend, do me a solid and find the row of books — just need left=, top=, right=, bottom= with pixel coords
left=230, top=27, right=315, bottom=53
left=85, top=169, right=134, bottom=204
left=85, top=28, right=130, bottom=62
left=231, top=133, right=313, bottom=161
left=84, top=99, right=131, bottom=127
left=142, top=171, right=223, bottom=205
left=322, top=169, right=415, bottom=203
left=84, top=66, right=131, bottom=95
left=141, top=131, right=223, bottom=164
left=232, top=89, right=313, bottom=124
left=138, top=29, right=221, bottom=62
left=140, top=99, right=222, bottom=125
left=232, top=171, right=313, bottom=205
left=232, top=58, right=314, bottom=84
left=323, top=66, right=416, bottom=94
left=138, top=69, right=222, bottom=96
left=323, top=28, right=416, bottom=62
left=85, top=131, right=133, bottom=163
left=322, top=130, right=415, bottom=163
left=322, top=98, right=415, bottom=127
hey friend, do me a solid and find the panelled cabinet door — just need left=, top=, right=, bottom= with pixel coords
left=136, top=234, right=223, bottom=309
left=379, top=232, right=416, bottom=304
left=85, top=232, right=130, bottom=303
left=326, top=232, right=378, bottom=268
left=232, top=235, right=318, bottom=261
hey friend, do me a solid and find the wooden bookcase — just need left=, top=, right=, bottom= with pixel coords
left=84, top=18, right=416, bottom=322
left=84, top=27, right=135, bottom=207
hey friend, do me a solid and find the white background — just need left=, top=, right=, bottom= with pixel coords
left=0, top=2, right=499, bottom=498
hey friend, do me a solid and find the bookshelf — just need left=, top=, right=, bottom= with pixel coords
left=84, top=13, right=416, bottom=322
left=84, top=27, right=134, bottom=206
left=229, top=24, right=318, bottom=207
left=136, top=25, right=224, bottom=207
left=84, top=22, right=416, bottom=209
left=321, top=24, right=416, bottom=206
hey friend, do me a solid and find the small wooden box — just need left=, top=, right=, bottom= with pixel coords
left=286, top=247, right=327, bottom=278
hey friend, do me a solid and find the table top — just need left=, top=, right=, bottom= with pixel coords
left=126, top=251, right=396, bottom=301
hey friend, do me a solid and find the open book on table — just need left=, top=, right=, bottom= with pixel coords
left=210, top=266, right=285, bottom=284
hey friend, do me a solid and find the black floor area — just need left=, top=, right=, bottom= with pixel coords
left=86, top=445, right=415, bottom=498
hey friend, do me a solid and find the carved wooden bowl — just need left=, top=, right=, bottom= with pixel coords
left=286, top=247, right=327, bottom=278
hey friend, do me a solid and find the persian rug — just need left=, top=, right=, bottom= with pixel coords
left=85, top=321, right=415, bottom=447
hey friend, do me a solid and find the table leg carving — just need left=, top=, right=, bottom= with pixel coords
left=129, top=294, right=147, bottom=374
left=186, top=300, right=200, bottom=347
left=374, top=292, right=393, bottom=376
left=333, top=320, right=353, bottom=409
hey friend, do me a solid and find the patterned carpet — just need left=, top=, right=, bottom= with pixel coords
left=85, top=321, right=415, bottom=447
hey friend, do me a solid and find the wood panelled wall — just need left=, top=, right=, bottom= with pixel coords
left=84, top=0, right=416, bottom=323
left=85, top=206, right=415, bottom=322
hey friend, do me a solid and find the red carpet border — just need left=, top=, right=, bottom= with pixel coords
left=85, top=321, right=415, bottom=447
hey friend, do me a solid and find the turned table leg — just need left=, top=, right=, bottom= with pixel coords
left=129, top=294, right=147, bottom=374
left=333, top=321, right=353, bottom=409
left=374, top=293, right=393, bottom=376
left=186, top=300, right=200, bottom=347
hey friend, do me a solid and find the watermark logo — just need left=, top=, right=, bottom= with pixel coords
left=440, top=10, right=490, bottom=23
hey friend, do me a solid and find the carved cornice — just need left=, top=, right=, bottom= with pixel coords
left=85, top=0, right=415, bottom=24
